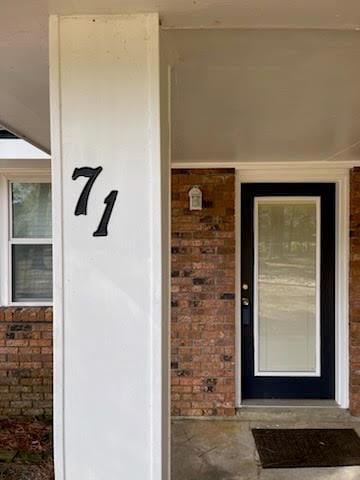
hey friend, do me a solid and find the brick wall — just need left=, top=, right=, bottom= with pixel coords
left=0, top=307, right=53, bottom=417
left=350, top=168, right=360, bottom=415
left=171, top=169, right=236, bottom=416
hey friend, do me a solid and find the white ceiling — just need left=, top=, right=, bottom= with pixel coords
left=168, top=29, right=360, bottom=163
left=49, top=0, right=360, bottom=30
left=0, top=1, right=50, bottom=152
left=1, top=1, right=360, bottom=159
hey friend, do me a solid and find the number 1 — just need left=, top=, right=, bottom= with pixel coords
left=93, top=190, right=118, bottom=237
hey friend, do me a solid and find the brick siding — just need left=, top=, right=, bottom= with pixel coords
left=0, top=167, right=357, bottom=418
left=0, top=307, right=53, bottom=417
left=350, top=168, right=360, bottom=415
left=171, top=169, right=236, bottom=416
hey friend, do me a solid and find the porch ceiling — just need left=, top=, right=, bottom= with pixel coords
left=168, top=29, right=360, bottom=163
left=1, top=1, right=360, bottom=155
left=48, top=1, right=360, bottom=30
left=0, top=1, right=49, bottom=153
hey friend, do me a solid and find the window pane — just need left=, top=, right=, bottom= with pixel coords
left=12, top=245, right=53, bottom=302
left=12, top=183, right=52, bottom=238
left=256, top=198, right=319, bottom=374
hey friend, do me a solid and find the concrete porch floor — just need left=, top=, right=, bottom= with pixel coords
left=171, top=408, right=360, bottom=480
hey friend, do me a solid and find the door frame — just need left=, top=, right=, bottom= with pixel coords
left=234, top=165, right=350, bottom=409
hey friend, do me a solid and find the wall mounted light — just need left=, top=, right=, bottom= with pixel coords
left=189, top=186, right=202, bottom=211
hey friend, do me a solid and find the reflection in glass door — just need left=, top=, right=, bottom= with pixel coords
left=254, top=198, right=320, bottom=377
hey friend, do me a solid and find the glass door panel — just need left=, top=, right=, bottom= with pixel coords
left=254, top=197, right=320, bottom=376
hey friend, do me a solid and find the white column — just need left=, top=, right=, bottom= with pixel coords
left=49, top=14, right=169, bottom=480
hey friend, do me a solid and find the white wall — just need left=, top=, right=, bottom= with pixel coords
left=50, top=14, right=168, bottom=480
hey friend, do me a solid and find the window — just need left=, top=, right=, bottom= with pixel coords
left=9, top=181, right=52, bottom=304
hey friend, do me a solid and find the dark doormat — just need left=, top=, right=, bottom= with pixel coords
left=252, top=428, right=360, bottom=469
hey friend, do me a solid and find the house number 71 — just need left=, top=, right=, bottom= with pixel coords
left=72, top=166, right=118, bottom=237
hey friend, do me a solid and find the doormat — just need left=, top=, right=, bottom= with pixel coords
left=252, top=428, right=360, bottom=468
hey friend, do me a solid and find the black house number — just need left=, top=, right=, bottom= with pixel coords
left=72, top=166, right=118, bottom=237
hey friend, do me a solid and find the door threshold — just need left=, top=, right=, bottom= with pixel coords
left=240, top=399, right=339, bottom=408
left=236, top=400, right=351, bottom=422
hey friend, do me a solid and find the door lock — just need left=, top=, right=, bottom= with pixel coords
left=242, top=297, right=250, bottom=307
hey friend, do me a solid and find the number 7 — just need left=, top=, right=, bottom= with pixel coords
left=72, top=166, right=103, bottom=216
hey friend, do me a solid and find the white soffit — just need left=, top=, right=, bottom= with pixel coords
left=1, top=0, right=360, bottom=152
left=0, top=1, right=50, bottom=153
left=49, top=1, right=360, bottom=30
left=168, top=29, right=360, bottom=163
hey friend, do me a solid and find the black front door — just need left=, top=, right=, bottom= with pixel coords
left=241, top=183, right=335, bottom=399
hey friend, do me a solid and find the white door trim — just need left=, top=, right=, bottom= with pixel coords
left=235, top=166, right=350, bottom=409
left=172, top=160, right=360, bottom=170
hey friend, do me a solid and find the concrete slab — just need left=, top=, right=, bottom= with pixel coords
left=171, top=410, right=360, bottom=480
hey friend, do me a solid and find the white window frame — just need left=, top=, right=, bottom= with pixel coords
left=0, top=173, right=53, bottom=307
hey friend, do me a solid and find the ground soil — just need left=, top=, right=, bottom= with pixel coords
left=0, top=418, right=53, bottom=480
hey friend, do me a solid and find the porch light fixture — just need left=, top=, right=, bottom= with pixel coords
left=189, top=186, right=202, bottom=210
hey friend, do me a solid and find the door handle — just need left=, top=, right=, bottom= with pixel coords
left=242, top=297, right=250, bottom=325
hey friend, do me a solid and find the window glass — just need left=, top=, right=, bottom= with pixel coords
left=12, top=183, right=52, bottom=238
left=12, top=245, right=53, bottom=302
left=256, top=198, right=319, bottom=374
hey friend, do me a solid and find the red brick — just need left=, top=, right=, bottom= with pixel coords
left=0, top=307, right=53, bottom=417
left=10, top=401, right=32, bottom=409
left=23, top=408, right=45, bottom=416
left=171, top=169, right=235, bottom=417
left=350, top=169, right=360, bottom=415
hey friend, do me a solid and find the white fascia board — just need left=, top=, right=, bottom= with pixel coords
left=0, top=159, right=51, bottom=174
left=0, top=140, right=50, bottom=159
